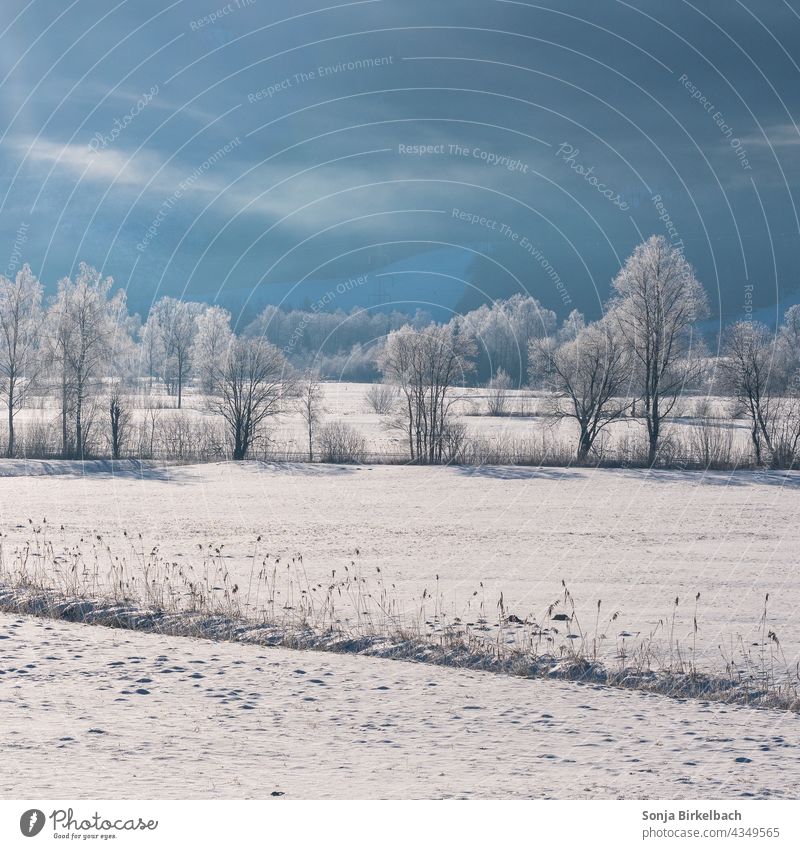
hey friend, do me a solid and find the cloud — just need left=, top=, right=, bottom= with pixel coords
left=10, top=135, right=163, bottom=188
left=742, top=123, right=800, bottom=148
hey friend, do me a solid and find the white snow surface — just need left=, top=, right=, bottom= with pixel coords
left=1, top=613, right=799, bottom=799
left=0, top=461, right=798, bottom=672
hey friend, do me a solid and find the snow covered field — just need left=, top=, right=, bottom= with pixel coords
left=13, top=381, right=758, bottom=462
left=2, top=614, right=799, bottom=799
left=2, top=460, right=800, bottom=799
left=0, top=460, right=798, bottom=674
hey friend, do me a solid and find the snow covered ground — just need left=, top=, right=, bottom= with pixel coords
left=13, top=382, right=757, bottom=460
left=2, top=613, right=798, bottom=799
left=0, top=461, right=798, bottom=674
left=2, top=460, right=800, bottom=799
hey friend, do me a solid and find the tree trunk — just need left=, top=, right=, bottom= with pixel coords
left=233, top=418, right=246, bottom=460
left=647, top=428, right=658, bottom=466
left=75, top=393, right=83, bottom=459
left=61, top=377, right=69, bottom=458
left=577, top=426, right=592, bottom=463
left=7, top=386, right=14, bottom=458
left=647, top=399, right=660, bottom=466
left=751, top=425, right=762, bottom=466
left=110, top=400, right=120, bottom=460
left=406, top=394, right=414, bottom=460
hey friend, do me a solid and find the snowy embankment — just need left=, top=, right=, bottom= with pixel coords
left=0, top=585, right=796, bottom=711
left=2, top=613, right=798, bottom=800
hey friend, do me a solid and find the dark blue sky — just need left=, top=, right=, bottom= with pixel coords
left=1, top=0, right=799, bottom=328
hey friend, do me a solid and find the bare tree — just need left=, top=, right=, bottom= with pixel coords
left=364, top=383, right=397, bottom=414
left=210, top=337, right=294, bottom=461
left=720, top=320, right=784, bottom=465
left=48, top=263, right=127, bottom=458
left=296, top=370, right=324, bottom=461
left=611, top=235, right=708, bottom=465
left=531, top=319, right=631, bottom=462
left=378, top=324, right=476, bottom=463
left=317, top=421, right=366, bottom=464
left=108, top=387, right=132, bottom=460
left=486, top=368, right=512, bottom=416
left=688, top=400, right=735, bottom=469
left=0, top=264, right=43, bottom=456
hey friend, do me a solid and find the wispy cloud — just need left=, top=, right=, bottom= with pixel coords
left=742, top=122, right=800, bottom=148
left=11, top=135, right=163, bottom=187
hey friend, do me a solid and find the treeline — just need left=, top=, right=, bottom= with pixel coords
left=245, top=294, right=555, bottom=385
left=376, top=235, right=800, bottom=468
left=1, top=236, right=799, bottom=467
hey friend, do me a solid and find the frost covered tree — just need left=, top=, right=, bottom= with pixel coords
left=531, top=318, right=631, bottom=462
left=720, top=320, right=784, bottom=465
left=192, top=305, right=233, bottom=395
left=48, top=263, right=128, bottom=458
left=145, top=297, right=200, bottom=407
left=138, top=314, right=161, bottom=390
left=378, top=324, right=476, bottom=463
left=781, top=304, right=800, bottom=387
left=0, top=264, right=43, bottom=456
left=611, top=236, right=708, bottom=465
left=456, top=294, right=555, bottom=385
left=296, top=370, right=324, bottom=461
left=210, top=337, right=294, bottom=460
left=558, top=309, right=586, bottom=343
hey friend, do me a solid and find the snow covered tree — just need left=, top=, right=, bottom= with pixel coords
left=456, top=294, right=555, bottom=385
left=720, top=320, right=784, bottom=465
left=296, top=369, right=324, bottom=461
left=191, top=305, right=233, bottom=395
left=138, top=313, right=161, bottom=391
left=379, top=324, right=476, bottom=463
left=0, top=264, right=43, bottom=456
left=558, top=309, right=586, bottom=343
left=145, top=297, right=200, bottom=407
left=611, top=235, right=708, bottom=465
left=48, top=263, right=128, bottom=458
left=780, top=304, right=800, bottom=388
